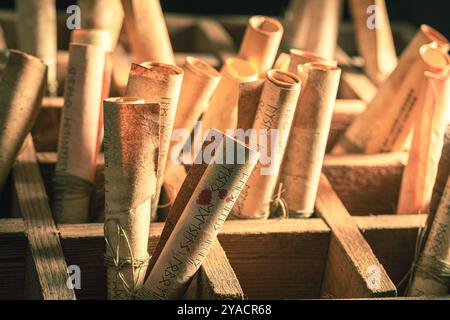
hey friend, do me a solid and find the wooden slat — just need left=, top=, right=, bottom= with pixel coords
left=316, top=174, right=397, bottom=298
left=12, top=135, right=76, bottom=300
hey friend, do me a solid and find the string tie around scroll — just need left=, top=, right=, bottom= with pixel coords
left=52, top=171, right=95, bottom=201
left=104, top=218, right=150, bottom=300
left=270, top=183, right=289, bottom=218
left=415, top=255, right=450, bottom=285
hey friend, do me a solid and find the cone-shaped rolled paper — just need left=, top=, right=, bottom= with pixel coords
left=139, top=130, right=260, bottom=299
left=202, top=58, right=258, bottom=135
left=349, top=0, right=398, bottom=85
left=284, top=0, right=342, bottom=60
left=53, top=44, right=105, bottom=223
left=122, top=0, right=175, bottom=64
left=231, top=70, right=301, bottom=219
left=280, top=63, right=341, bottom=218
left=408, top=174, right=450, bottom=296
left=15, top=0, right=57, bottom=95
left=0, top=50, right=47, bottom=193
left=103, top=97, right=160, bottom=300
left=167, top=57, right=220, bottom=173
left=78, top=0, right=124, bottom=51
left=125, top=61, right=184, bottom=220
left=238, top=16, right=283, bottom=77
left=332, top=25, right=450, bottom=154
left=287, top=49, right=336, bottom=74
left=397, top=70, right=450, bottom=214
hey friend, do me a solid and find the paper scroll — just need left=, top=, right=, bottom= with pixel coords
left=287, top=49, right=337, bottom=74
left=231, top=70, right=301, bottom=219
left=16, top=0, right=57, bottom=95
left=122, top=0, right=175, bottom=64
left=430, top=126, right=450, bottom=217
left=237, top=79, right=265, bottom=132
left=397, top=70, right=450, bottom=214
left=238, top=16, right=283, bottom=77
left=0, top=50, right=47, bottom=193
left=53, top=44, right=105, bottom=223
left=408, top=174, right=450, bottom=296
left=78, top=0, right=124, bottom=51
left=349, top=0, right=398, bottom=85
left=284, top=0, right=342, bottom=60
left=280, top=64, right=341, bottom=217
left=332, top=25, right=450, bottom=154
left=125, top=62, right=184, bottom=220
left=273, top=52, right=290, bottom=72
left=166, top=57, right=220, bottom=172
left=103, top=97, right=159, bottom=300
left=201, top=58, right=258, bottom=135
left=140, top=131, right=260, bottom=299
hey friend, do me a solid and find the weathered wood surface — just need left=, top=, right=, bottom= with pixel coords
left=316, top=174, right=397, bottom=298
left=11, top=135, right=75, bottom=300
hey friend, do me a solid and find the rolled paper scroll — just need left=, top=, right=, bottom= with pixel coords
left=78, top=0, right=124, bottom=51
left=408, top=174, right=450, bottom=296
left=231, top=70, right=301, bottom=219
left=280, top=63, right=341, bottom=218
left=397, top=70, right=450, bottom=214
left=0, top=50, right=47, bottom=193
left=125, top=62, right=184, bottom=219
left=273, top=52, right=290, bottom=71
left=140, top=130, right=260, bottom=299
left=349, top=0, right=398, bottom=85
left=122, top=0, right=175, bottom=64
left=284, top=0, right=342, bottom=60
left=201, top=58, right=258, bottom=135
left=53, top=44, right=105, bottom=223
left=430, top=126, right=450, bottom=218
left=103, top=97, right=159, bottom=300
left=237, top=79, right=265, bottom=132
left=166, top=57, right=220, bottom=172
left=332, top=25, right=450, bottom=155
left=287, top=49, right=336, bottom=74
left=15, top=0, right=57, bottom=95
left=238, top=16, right=283, bottom=77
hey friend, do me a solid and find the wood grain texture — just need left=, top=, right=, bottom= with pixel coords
left=12, top=135, right=75, bottom=300
left=316, top=174, right=397, bottom=298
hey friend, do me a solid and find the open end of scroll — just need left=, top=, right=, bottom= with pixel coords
left=223, top=57, right=258, bottom=82
left=419, top=44, right=450, bottom=73
left=104, top=97, right=145, bottom=104
left=185, top=56, right=220, bottom=79
left=421, top=24, right=450, bottom=49
left=133, top=61, right=184, bottom=79
left=267, top=69, right=301, bottom=89
left=71, top=29, right=114, bottom=52
left=249, top=15, right=283, bottom=34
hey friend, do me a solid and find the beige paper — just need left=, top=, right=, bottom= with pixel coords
left=398, top=70, right=450, bottom=214
left=238, top=16, right=283, bottom=77
left=430, top=125, right=450, bottom=217
left=281, top=64, right=341, bottom=217
left=125, top=62, right=184, bottom=220
left=285, top=0, right=342, bottom=60
left=201, top=58, right=258, bottom=135
left=53, top=44, right=105, bottom=223
left=332, top=25, right=450, bottom=154
left=103, top=97, right=159, bottom=300
left=408, top=174, right=450, bottom=296
left=166, top=57, right=220, bottom=174
left=349, top=0, right=398, bottom=85
left=0, top=50, right=47, bottom=193
left=231, top=70, right=301, bottom=219
left=287, top=49, right=336, bottom=74
left=122, top=0, right=175, bottom=64
left=237, top=79, right=265, bottom=132
left=78, top=0, right=124, bottom=51
left=273, top=52, right=290, bottom=71
left=140, top=131, right=260, bottom=299
left=16, top=0, right=57, bottom=95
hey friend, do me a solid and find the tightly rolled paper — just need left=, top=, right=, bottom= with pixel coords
left=397, top=70, right=450, bottom=215
left=15, top=0, right=57, bottom=95
left=0, top=50, right=47, bottom=193
left=103, top=97, right=160, bottom=300
left=284, top=0, right=342, bottom=60
left=53, top=44, right=105, bottom=223
left=332, top=25, right=450, bottom=155
left=273, top=52, right=290, bottom=71
left=349, top=0, right=398, bottom=85
left=408, top=174, right=450, bottom=296
left=238, top=16, right=283, bottom=77
left=236, top=79, right=265, bottom=132
left=287, top=49, right=336, bottom=74
left=231, top=70, right=301, bottom=219
left=78, top=0, right=124, bottom=50
left=125, top=61, right=184, bottom=220
left=430, top=125, right=450, bottom=217
left=122, top=0, right=175, bottom=64
left=140, top=131, right=260, bottom=299
left=201, top=58, right=258, bottom=135
left=280, top=63, right=341, bottom=217
left=167, top=57, right=220, bottom=170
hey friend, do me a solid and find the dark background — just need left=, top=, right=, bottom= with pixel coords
left=1, top=0, right=448, bottom=39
